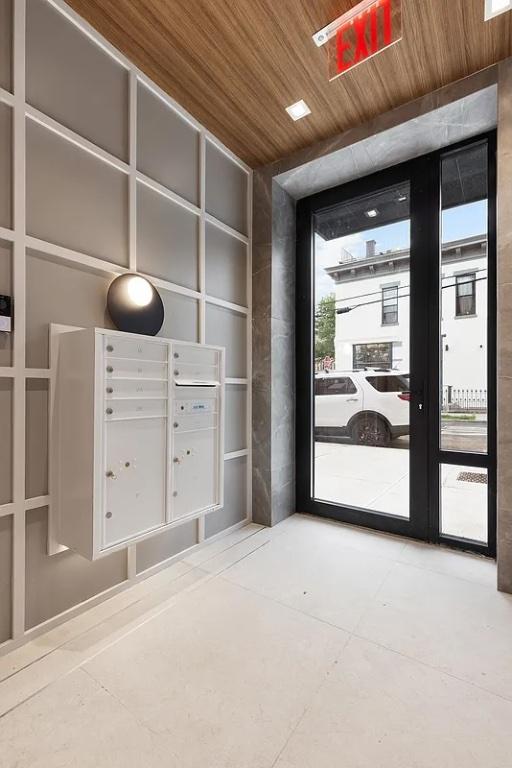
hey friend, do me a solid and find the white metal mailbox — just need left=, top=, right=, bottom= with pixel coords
left=50, top=327, right=225, bottom=560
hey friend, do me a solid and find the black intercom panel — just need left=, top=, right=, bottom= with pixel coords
left=0, top=295, right=12, bottom=332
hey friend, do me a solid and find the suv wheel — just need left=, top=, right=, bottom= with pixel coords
left=351, top=414, right=391, bottom=447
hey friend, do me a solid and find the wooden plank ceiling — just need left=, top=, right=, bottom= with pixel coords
left=66, top=0, right=512, bottom=167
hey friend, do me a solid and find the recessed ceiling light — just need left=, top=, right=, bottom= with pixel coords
left=485, top=0, right=512, bottom=20
left=286, top=100, right=312, bottom=121
left=365, top=209, right=379, bottom=218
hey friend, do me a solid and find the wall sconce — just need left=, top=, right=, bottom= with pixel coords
left=107, top=274, right=164, bottom=336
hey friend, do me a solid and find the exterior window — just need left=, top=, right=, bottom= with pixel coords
left=455, top=273, right=476, bottom=316
left=315, top=377, right=357, bottom=396
left=353, top=342, right=393, bottom=370
left=382, top=286, right=399, bottom=325
left=366, top=374, right=410, bottom=393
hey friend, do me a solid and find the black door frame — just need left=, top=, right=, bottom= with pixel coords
left=295, top=132, right=497, bottom=557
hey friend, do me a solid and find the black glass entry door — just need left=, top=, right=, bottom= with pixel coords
left=296, top=134, right=496, bottom=556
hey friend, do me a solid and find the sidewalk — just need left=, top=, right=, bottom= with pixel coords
left=314, top=441, right=487, bottom=542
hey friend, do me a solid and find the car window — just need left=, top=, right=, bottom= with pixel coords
left=315, top=377, right=357, bottom=395
left=366, top=375, right=410, bottom=393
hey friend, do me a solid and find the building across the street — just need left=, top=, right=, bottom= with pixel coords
left=325, top=234, right=488, bottom=409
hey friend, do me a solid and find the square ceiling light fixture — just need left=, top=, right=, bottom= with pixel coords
left=485, top=0, right=512, bottom=20
left=286, top=100, right=312, bottom=121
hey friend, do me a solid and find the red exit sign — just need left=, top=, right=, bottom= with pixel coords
left=313, top=0, right=402, bottom=81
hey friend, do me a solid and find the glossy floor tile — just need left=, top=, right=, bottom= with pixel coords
left=0, top=514, right=510, bottom=768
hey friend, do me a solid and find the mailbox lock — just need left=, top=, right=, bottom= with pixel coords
left=106, top=387, right=113, bottom=394
left=106, top=470, right=116, bottom=479
left=106, top=345, right=114, bottom=352
left=173, top=491, right=178, bottom=497
left=173, top=457, right=180, bottom=463
left=107, top=366, right=114, bottom=373
left=125, top=461, right=130, bottom=468
left=174, top=352, right=179, bottom=359
left=106, top=511, right=112, bottom=519
left=174, top=369, right=180, bottom=376
left=173, top=422, right=179, bottom=428
left=106, top=407, right=113, bottom=415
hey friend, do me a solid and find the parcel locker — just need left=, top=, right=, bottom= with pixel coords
left=51, top=327, right=224, bottom=560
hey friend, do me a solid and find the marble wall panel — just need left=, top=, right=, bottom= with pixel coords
left=252, top=174, right=296, bottom=527
left=497, top=60, right=512, bottom=593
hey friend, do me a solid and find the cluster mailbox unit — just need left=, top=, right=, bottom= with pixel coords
left=51, top=328, right=225, bottom=560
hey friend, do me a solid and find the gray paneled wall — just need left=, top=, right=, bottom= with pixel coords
left=206, top=223, right=248, bottom=306
left=137, top=183, right=199, bottom=290
left=225, top=385, right=248, bottom=453
left=159, top=290, right=199, bottom=343
left=26, top=0, right=129, bottom=160
left=137, top=84, right=200, bottom=205
left=25, top=252, right=114, bottom=368
left=0, top=0, right=12, bottom=93
left=26, top=120, right=129, bottom=266
left=0, top=102, right=12, bottom=229
left=206, top=304, right=248, bottom=378
left=25, top=380, right=49, bottom=500
left=25, top=507, right=127, bottom=630
left=0, top=379, right=13, bottom=506
left=206, top=141, right=249, bottom=235
left=0, top=0, right=251, bottom=651
left=0, top=515, right=12, bottom=643
left=205, top=457, right=248, bottom=538
left=136, top=519, right=197, bottom=574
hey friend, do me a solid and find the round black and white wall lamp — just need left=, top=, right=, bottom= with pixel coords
left=107, top=273, right=164, bottom=336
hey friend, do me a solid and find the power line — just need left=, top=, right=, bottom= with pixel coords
left=315, top=268, right=488, bottom=309
left=314, top=275, right=488, bottom=318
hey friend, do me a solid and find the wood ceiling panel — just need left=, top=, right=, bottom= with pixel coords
left=65, top=0, right=512, bottom=167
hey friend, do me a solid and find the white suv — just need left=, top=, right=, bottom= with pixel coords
left=315, top=369, right=410, bottom=446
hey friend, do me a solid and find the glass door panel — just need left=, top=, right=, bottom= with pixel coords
left=297, top=133, right=496, bottom=556
left=436, top=140, right=493, bottom=550
left=440, top=464, right=488, bottom=544
left=440, top=143, right=489, bottom=455
left=312, top=182, right=411, bottom=520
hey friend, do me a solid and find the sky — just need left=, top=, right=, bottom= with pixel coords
left=314, top=200, right=488, bottom=304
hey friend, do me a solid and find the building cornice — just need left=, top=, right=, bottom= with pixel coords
left=326, top=234, right=487, bottom=283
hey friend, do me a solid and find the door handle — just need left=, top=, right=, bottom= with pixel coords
left=409, top=387, right=424, bottom=411
left=347, top=398, right=359, bottom=402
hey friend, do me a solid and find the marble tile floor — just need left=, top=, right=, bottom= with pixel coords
left=1, top=514, right=511, bottom=768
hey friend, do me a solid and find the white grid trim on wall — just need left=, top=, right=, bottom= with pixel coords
left=0, top=0, right=252, bottom=655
